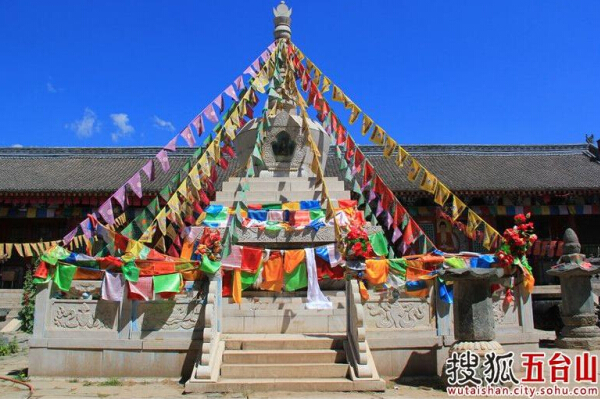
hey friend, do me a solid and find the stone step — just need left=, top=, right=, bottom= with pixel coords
left=223, top=306, right=346, bottom=316
left=215, top=190, right=351, bottom=203
left=222, top=349, right=346, bottom=364
left=222, top=313, right=346, bottom=334
left=221, top=179, right=346, bottom=192
left=223, top=333, right=345, bottom=350
left=220, top=363, right=349, bottom=379
left=185, top=377, right=386, bottom=393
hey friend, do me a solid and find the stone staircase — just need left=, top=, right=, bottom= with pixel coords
left=0, top=289, right=23, bottom=330
left=214, top=176, right=350, bottom=206
left=185, top=291, right=385, bottom=393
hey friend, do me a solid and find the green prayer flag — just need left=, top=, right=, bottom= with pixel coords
left=153, top=273, right=182, bottom=294
left=339, top=158, right=348, bottom=171
left=53, top=264, right=77, bottom=292
left=262, top=203, right=282, bottom=210
left=201, top=256, right=221, bottom=274
left=204, top=209, right=229, bottom=224
left=445, top=257, right=466, bottom=269
left=284, top=262, right=308, bottom=291
left=309, top=209, right=325, bottom=220
left=122, top=261, right=140, bottom=283
left=369, top=231, right=389, bottom=257
left=388, top=259, right=407, bottom=278
left=241, top=269, right=261, bottom=290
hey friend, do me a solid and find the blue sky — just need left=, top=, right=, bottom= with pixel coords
left=1, top=0, right=598, bottom=147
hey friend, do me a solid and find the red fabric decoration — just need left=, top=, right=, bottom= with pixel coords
left=363, top=162, right=374, bottom=187
left=241, top=246, right=262, bottom=273
left=337, top=199, right=357, bottom=209
left=33, top=261, right=49, bottom=279
left=221, top=270, right=232, bottom=297
left=316, top=256, right=345, bottom=280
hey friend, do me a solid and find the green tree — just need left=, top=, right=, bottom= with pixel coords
left=18, top=262, right=36, bottom=333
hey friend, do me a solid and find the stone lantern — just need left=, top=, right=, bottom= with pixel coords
left=438, top=267, right=505, bottom=355
left=547, top=228, right=600, bottom=350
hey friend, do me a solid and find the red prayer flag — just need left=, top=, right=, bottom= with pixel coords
left=241, top=246, right=263, bottom=273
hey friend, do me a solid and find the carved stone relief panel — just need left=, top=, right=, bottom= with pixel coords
left=365, top=298, right=433, bottom=329
left=50, top=300, right=117, bottom=330
left=137, top=300, right=204, bottom=331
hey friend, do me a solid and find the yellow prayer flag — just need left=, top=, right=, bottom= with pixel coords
left=483, top=223, right=498, bottom=250
left=434, top=183, right=451, bottom=206
left=167, top=196, right=180, bottom=215
left=14, top=244, right=23, bottom=257
left=332, top=85, right=345, bottom=103
left=23, top=243, right=33, bottom=257
left=361, top=114, right=373, bottom=136
left=166, top=224, right=177, bottom=241
left=369, top=125, right=386, bottom=145
left=157, top=211, right=167, bottom=235
left=419, top=170, right=438, bottom=194
left=348, top=103, right=361, bottom=125
left=407, top=157, right=421, bottom=181
left=321, top=76, right=331, bottom=93
left=190, top=165, right=201, bottom=190
left=383, top=136, right=398, bottom=158
left=451, top=196, right=467, bottom=220
left=155, top=236, right=166, bottom=252
left=5, top=243, right=13, bottom=258
left=467, top=210, right=483, bottom=238
left=177, top=179, right=188, bottom=197
left=395, top=146, right=408, bottom=167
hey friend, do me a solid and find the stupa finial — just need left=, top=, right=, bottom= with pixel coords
left=273, top=1, right=292, bottom=40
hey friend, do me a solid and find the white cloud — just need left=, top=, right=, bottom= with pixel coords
left=66, top=108, right=100, bottom=138
left=110, top=113, right=135, bottom=142
left=11, top=144, right=23, bottom=148
left=46, top=82, right=57, bottom=93
left=152, top=115, right=175, bottom=132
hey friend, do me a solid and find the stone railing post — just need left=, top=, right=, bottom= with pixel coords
left=439, top=268, right=504, bottom=356
left=345, top=279, right=373, bottom=379
left=547, top=228, right=600, bottom=350
left=192, top=277, right=223, bottom=381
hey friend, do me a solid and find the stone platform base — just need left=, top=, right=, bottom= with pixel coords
left=556, top=336, right=600, bottom=350
left=185, top=377, right=386, bottom=393
left=29, top=338, right=201, bottom=379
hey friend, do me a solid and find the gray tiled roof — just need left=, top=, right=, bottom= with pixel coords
left=0, top=144, right=598, bottom=195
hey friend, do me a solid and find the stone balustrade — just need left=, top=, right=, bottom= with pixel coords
left=345, top=279, right=374, bottom=379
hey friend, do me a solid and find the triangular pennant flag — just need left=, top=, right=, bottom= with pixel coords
left=321, top=76, right=331, bottom=93
left=243, top=66, right=257, bottom=78
left=224, top=84, right=238, bottom=101
left=419, top=170, right=437, bottom=194
left=191, top=114, right=204, bottom=136
left=483, top=223, right=497, bottom=250
left=127, top=172, right=143, bottom=198
left=234, top=75, right=244, bottom=90
left=383, top=136, right=397, bottom=158
left=113, top=186, right=127, bottom=209
left=213, top=94, right=224, bottom=113
left=98, top=199, right=115, bottom=225
left=332, top=85, right=344, bottom=102
left=466, top=210, right=483, bottom=238
left=190, top=165, right=201, bottom=190
left=434, top=183, right=451, bottom=206
left=348, top=103, right=361, bottom=125
left=361, top=114, right=373, bottom=136
left=370, top=125, right=386, bottom=145
left=395, top=147, right=408, bottom=167
left=407, top=157, right=421, bottom=181
left=202, top=104, right=219, bottom=124
left=180, top=126, right=196, bottom=147
left=142, top=160, right=155, bottom=181
left=164, top=136, right=178, bottom=152
left=156, top=150, right=170, bottom=172
left=451, top=196, right=467, bottom=221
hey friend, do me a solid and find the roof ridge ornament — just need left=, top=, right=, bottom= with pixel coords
left=273, top=1, right=292, bottom=40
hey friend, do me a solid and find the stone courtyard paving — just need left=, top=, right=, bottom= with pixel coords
left=1, top=331, right=598, bottom=398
